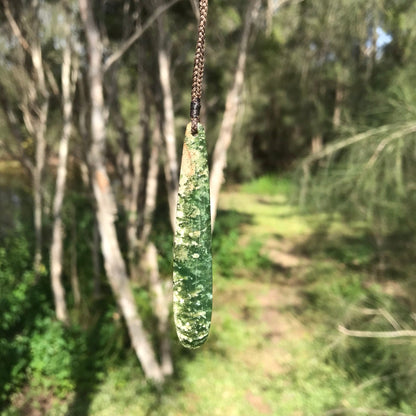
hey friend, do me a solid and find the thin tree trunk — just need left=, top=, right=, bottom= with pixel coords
left=140, top=122, right=161, bottom=246
left=139, top=114, right=173, bottom=376
left=145, top=242, right=173, bottom=376
left=92, top=217, right=102, bottom=298
left=210, top=0, right=261, bottom=227
left=311, top=134, right=323, bottom=154
left=157, top=10, right=178, bottom=229
left=105, top=64, right=138, bottom=266
left=77, top=80, right=102, bottom=298
left=365, top=16, right=379, bottom=81
left=32, top=73, right=48, bottom=275
left=79, top=0, right=164, bottom=383
left=135, top=96, right=173, bottom=375
left=126, top=146, right=143, bottom=265
left=70, top=215, right=81, bottom=308
left=33, top=123, right=46, bottom=275
left=50, top=40, right=75, bottom=324
left=30, top=44, right=49, bottom=277
left=332, top=81, right=343, bottom=129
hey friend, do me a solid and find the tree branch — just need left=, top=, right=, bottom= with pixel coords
left=338, top=325, right=416, bottom=338
left=2, top=0, right=31, bottom=53
left=103, top=0, right=182, bottom=72
left=325, top=407, right=415, bottom=416
left=303, top=122, right=416, bottom=165
left=378, top=308, right=402, bottom=331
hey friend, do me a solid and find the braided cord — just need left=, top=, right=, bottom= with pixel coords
left=190, top=0, right=208, bottom=135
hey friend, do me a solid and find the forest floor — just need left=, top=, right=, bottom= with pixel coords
left=78, top=180, right=413, bottom=416
left=7, top=178, right=415, bottom=416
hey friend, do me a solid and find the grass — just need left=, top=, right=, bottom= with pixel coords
left=240, top=174, right=293, bottom=197
left=85, top=176, right=415, bottom=415
left=7, top=175, right=416, bottom=415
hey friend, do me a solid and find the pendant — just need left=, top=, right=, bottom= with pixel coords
left=173, top=122, right=213, bottom=349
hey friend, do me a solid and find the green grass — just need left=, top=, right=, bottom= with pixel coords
left=87, top=176, right=415, bottom=416
left=241, top=174, right=293, bottom=197
left=6, top=175, right=416, bottom=415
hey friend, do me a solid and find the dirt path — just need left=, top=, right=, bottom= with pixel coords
left=218, top=191, right=311, bottom=384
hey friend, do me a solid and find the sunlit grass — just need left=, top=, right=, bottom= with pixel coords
left=85, top=176, right=413, bottom=416
left=218, top=191, right=312, bottom=238
left=6, top=175, right=414, bottom=415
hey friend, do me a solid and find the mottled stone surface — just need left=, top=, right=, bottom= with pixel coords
left=173, top=123, right=212, bottom=349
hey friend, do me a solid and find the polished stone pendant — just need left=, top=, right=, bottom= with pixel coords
left=173, top=123, right=212, bottom=349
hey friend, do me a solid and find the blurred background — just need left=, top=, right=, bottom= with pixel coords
left=0, top=0, right=416, bottom=415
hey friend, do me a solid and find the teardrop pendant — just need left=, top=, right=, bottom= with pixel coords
left=173, top=123, right=213, bottom=348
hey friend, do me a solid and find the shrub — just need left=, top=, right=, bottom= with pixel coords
left=28, top=317, right=80, bottom=397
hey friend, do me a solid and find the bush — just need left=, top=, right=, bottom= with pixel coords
left=0, top=229, right=42, bottom=405
left=28, top=317, right=80, bottom=397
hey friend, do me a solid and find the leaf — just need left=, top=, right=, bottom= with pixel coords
left=173, top=123, right=213, bottom=349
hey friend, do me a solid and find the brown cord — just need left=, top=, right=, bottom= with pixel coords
left=190, top=0, right=208, bottom=135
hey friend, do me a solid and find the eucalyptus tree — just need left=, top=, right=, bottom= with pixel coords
left=49, top=1, right=80, bottom=324
left=153, top=0, right=179, bottom=230
left=79, top=0, right=167, bottom=383
left=209, top=0, right=262, bottom=226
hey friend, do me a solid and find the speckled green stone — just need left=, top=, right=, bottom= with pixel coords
left=173, top=123, right=212, bottom=349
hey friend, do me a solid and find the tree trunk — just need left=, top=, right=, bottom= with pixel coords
left=79, top=0, right=164, bottom=383
left=50, top=36, right=77, bottom=324
left=32, top=81, right=48, bottom=276
left=311, top=134, right=323, bottom=154
left=92, top=217, right=102, bottom=299
left=105, top=64, right=139, bottom=267
left=29, top=30, right=50, bottom=276
left=157, top=10, right=179, bottom=229
left=145, top=243, right=173, bottom=376
left=70, top=215, right=81, bottom=308
left=332, top=81, right=344, bottom=129
left=140, top=121, right=161, bottom=246
left=139, top=114, right=173, bottom=376
left=210, top=0, right=260, bottom=227
left=50, top=32, right=79, bottom=323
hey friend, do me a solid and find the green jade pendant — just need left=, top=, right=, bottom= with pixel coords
left=173, top=123, right=213, bottom=349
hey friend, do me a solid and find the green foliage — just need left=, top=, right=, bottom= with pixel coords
left=0, top=213, right=126, bottom=410
left=28, top=318, right=78, bottom=397
left=0, top=225, right=46, bottom=405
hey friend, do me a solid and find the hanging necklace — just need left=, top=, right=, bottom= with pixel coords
left=172, top=0, right=212, bottom=349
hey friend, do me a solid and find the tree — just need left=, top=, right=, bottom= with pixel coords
left=210, top=0, right=261, bottom=226
left=79, top=0, right=165, bottom=383
left=49, top=4, right=79, bottom=324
